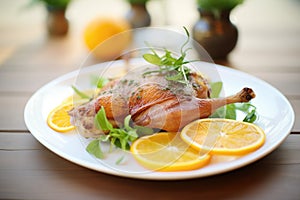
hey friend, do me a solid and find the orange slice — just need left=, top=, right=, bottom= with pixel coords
left=130, top=132, right=211, bottom=172
left=47, top=103, right=75, bottom=133
left=180, top=118, right=265, bottom=156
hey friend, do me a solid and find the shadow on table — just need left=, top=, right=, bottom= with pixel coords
left=39, top=148, right=283, bottom=199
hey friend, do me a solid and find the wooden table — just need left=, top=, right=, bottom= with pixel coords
left=1, top=0, right=300, bottom=199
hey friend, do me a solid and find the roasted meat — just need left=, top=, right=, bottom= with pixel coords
left=69, top=67, right=255, bottom=137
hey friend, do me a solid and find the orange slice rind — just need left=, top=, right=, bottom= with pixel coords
left=180, top=118, right=265, bottom=156
left=130, top=132, right=211, bottom=172
left=47, top=103, right=75, bottom=133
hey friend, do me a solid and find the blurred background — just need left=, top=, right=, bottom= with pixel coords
left=0, top=0, right=300, bottom=78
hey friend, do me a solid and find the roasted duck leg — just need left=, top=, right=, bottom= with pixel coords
left=131, top=87, right=255, bottom=132
left=69, top=71, right=255, bottom=137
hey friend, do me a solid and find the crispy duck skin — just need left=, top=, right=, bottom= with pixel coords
left=69, top=71, right=255, bottom=137
left=132, top=87, right=255, bottom=132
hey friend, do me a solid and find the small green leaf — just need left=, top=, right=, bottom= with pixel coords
left=183, top=26, right=190, bottom=37
left=115, top=155, right=125, bottom=165
left=166, top=73, right=183, bottom=81
left=174, top=56, right=184, bottom=66
left=243, top=109, right=257, bottom=123
left=112, top=138, right=121, bottom=149
left=210, top=82, right=223, bottom=98
left=143, top=69, right=163, bottom=76
left=235, top=103, right=257, bottom=123
left=180, top=26, right=190, bottom=55
left=143, top=54, right=162, bottom=66
left=99, top=135, right=110, bottom=142
left=210, top=104, right=237, bottom=120
left=235, top=103, right=252, bottom=112
left=71, top=85, right=91, bottom=99
left=127, top=130, right=138, bottom=141
left=225, top=104, right=237, bottom=120
left=123, top=115, right=132, bottom=131
left=134, top=125, right=154, bottom=136
left=119, top=137, right=128, bottom=150
left=91, top=76, right=109, bottom=89
left=210, top=106, right=225, bottom=118
left=86, top=140, right=104, bottom=159
left=94, top=107, right=113, bottom=131
left=161, top=50, right=176, bottom=66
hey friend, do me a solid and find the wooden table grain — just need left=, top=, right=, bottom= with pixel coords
left=1, top=0, right=300, bottom=199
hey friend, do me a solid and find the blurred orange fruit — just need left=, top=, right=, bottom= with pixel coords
left=83, top=17, right=132, bottom=61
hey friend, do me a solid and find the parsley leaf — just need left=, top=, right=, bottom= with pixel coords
left=210, top=82, right=223, bottom=98
left=72, top=76, right=109, bottom=100
left=210, top=104, right=236, bottom=120
left=209, top=82, right=257, bottom=123
left=235, top=103, right=257, bottom=123
left=90, top=76, right=110, bottom=89
left=86, top=107, right=153, bottom=159
left=86, top=140, right=104, bottom=159
left=71, top=85, right=91, bottom=99
left=94, top=107, right=113, bottom=131
left=115, top=155, right=125, bottom=165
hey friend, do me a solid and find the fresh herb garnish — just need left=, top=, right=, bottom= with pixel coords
left=236, top=103, right=257, bottom=123
left=115, top=155, right=125, bottom=165
left=71, top=85, right=91, bottom=99
left=90, top=76, right=110, bottom=89
left=210, top=101, right=257, bottom=123
left=86, top=106, right=153, bottom=159
left=86, top=139, right=104, bottom=159
left=210, top=81, right=258, bottom=123
left=142, top=27, right=194, bottom=85
left=72, top=76, right=109, bottom=100
left=210, top=81, right=223, bottom=98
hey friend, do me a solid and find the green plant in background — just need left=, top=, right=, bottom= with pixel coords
left=125, top=0, right=152, bottom=28
left=126, top=0, right=150, bottom=4
left=29, top=0, right=71, bottom=9
left=27, top=0, right=72, bottom=36
left=197, top=0, right=244, bottom=17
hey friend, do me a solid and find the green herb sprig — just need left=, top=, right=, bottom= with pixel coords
left=90, top=76, right=110, bottom=89
left=142, top=27, right=194, bottom=85
left=86, top=106, right=153, bottom=159
left=71, top=85, right=91, bottom=99
left=210, top=81, right=258, bottom=123
left=29, top=0, right=71, bottom=9
left=71, top=76, right=110, bottom=100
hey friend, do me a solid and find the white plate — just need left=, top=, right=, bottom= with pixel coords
left=24, top=59, right=295, bottom=180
